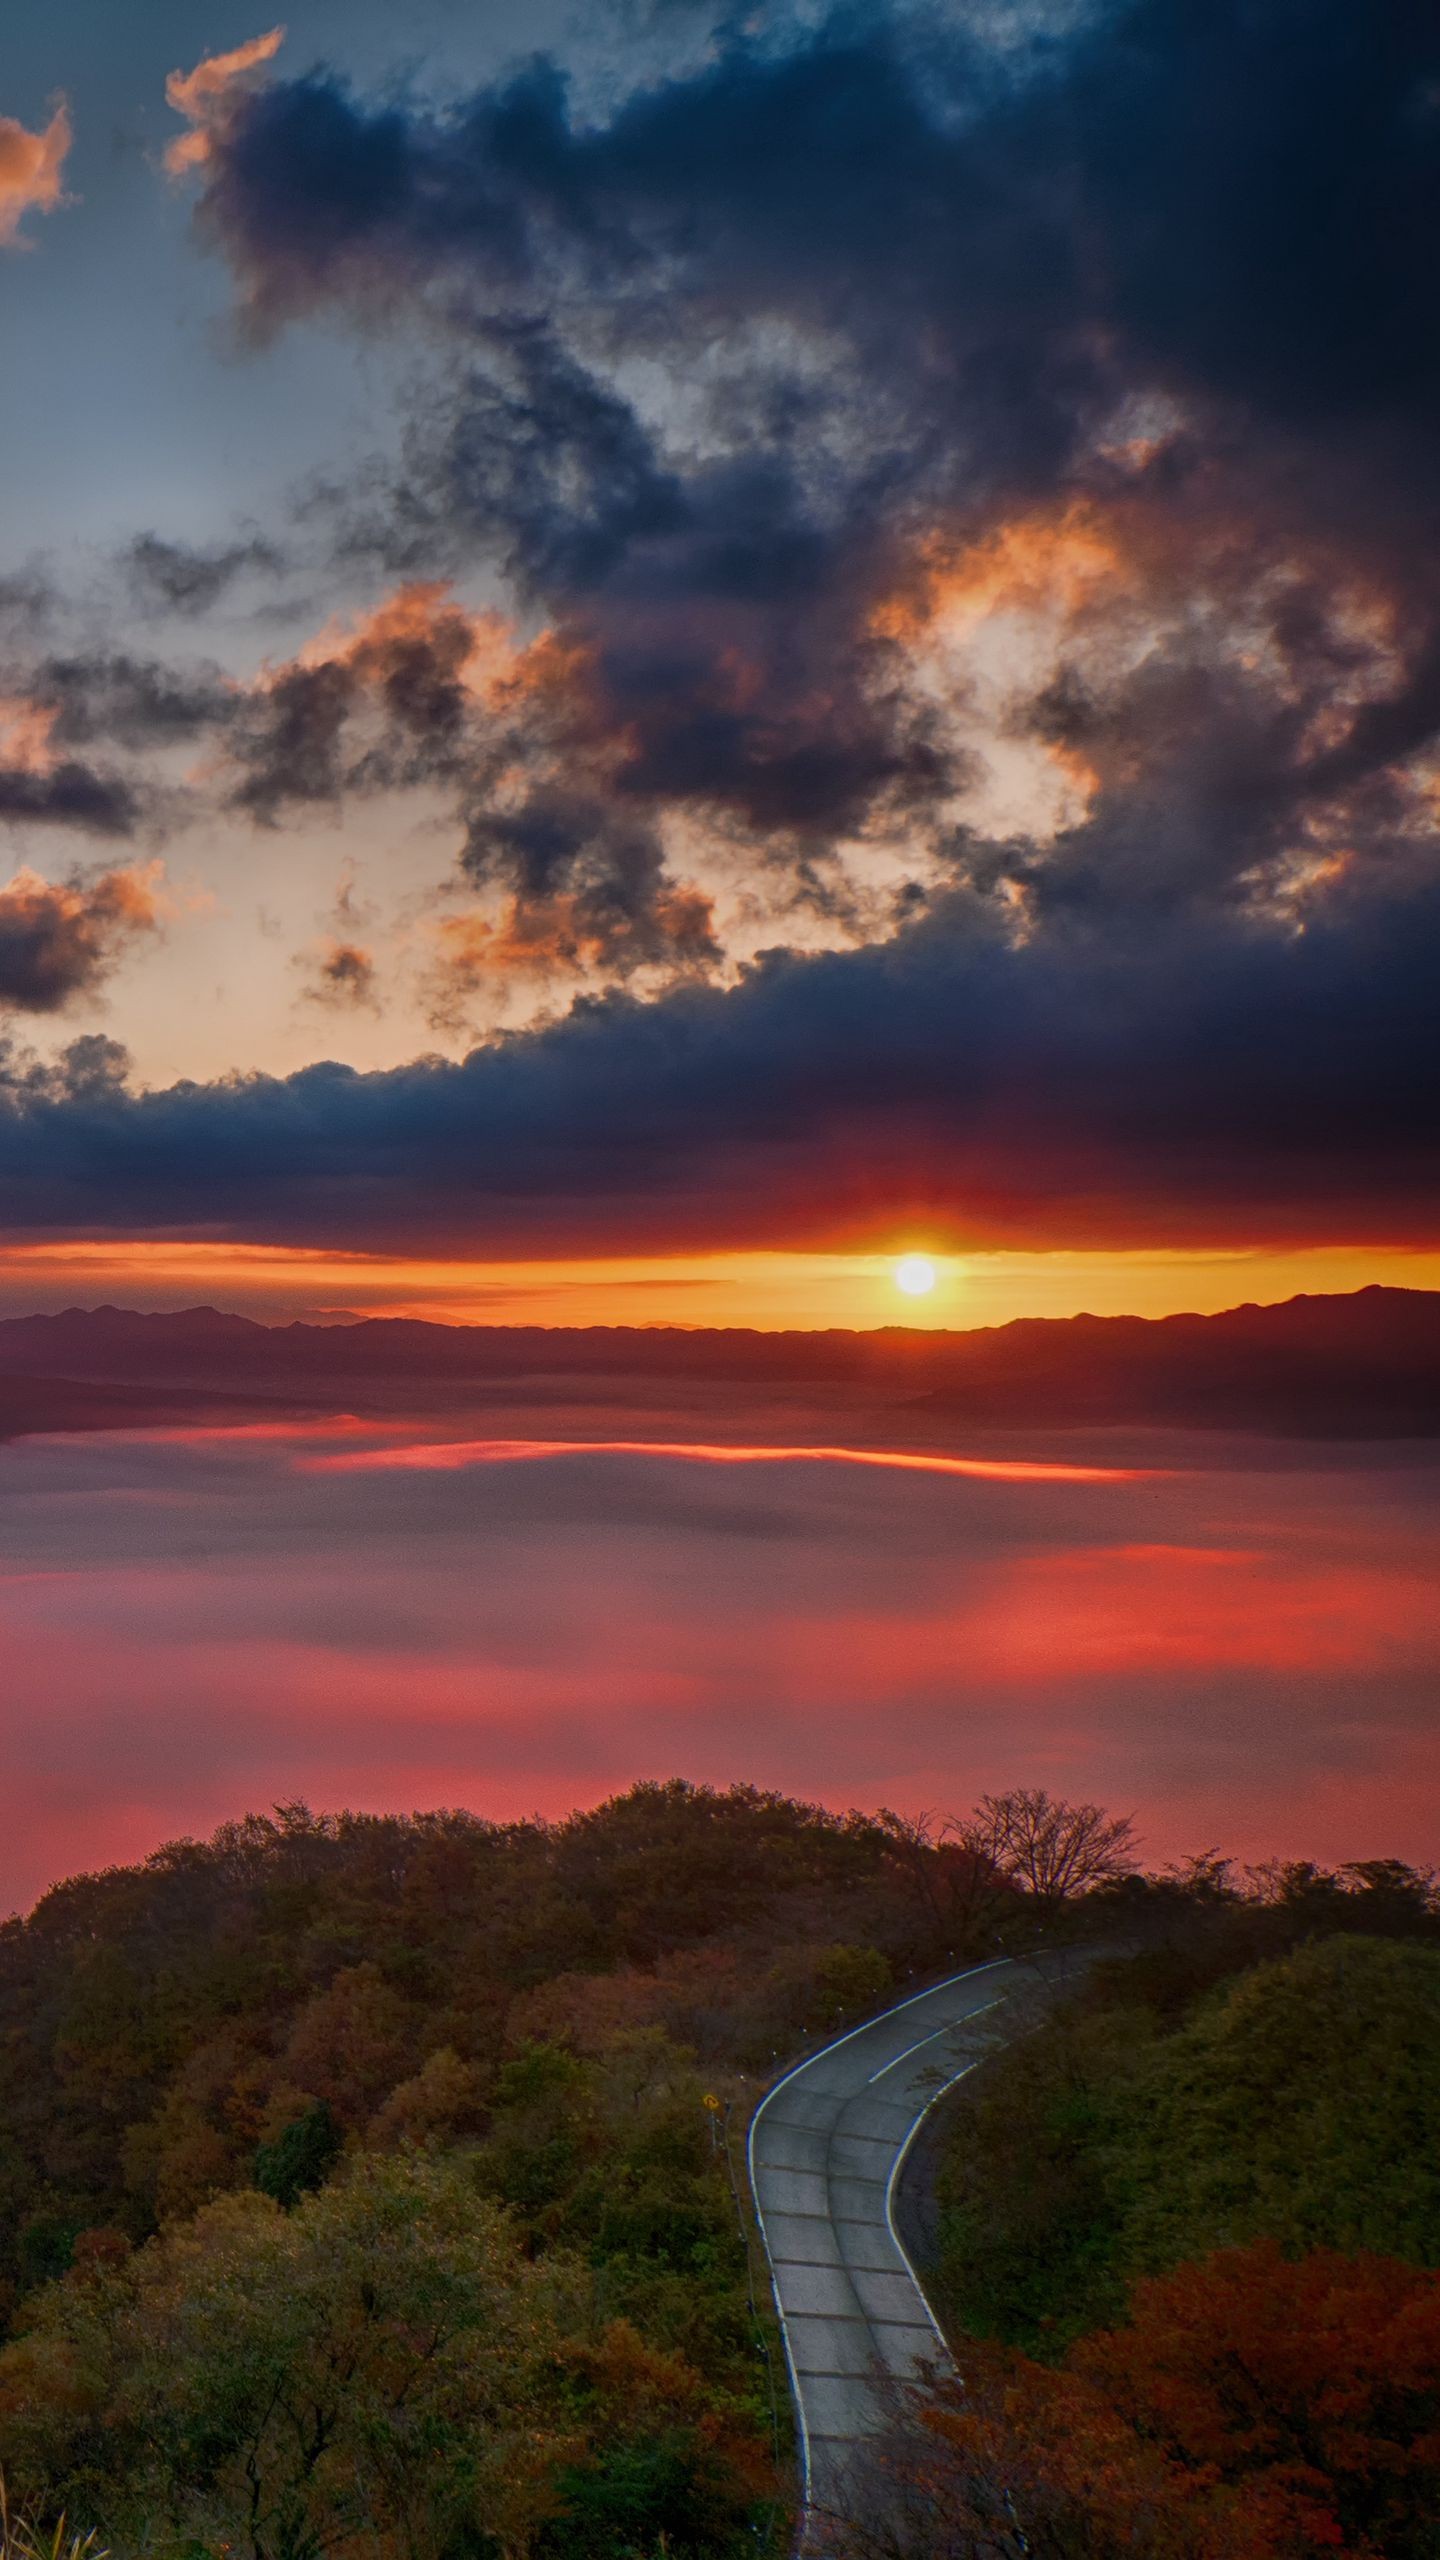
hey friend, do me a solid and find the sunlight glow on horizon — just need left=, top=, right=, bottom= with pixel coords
left=894, top=1253, right=938, bottom=1297
left=0, top=1237, right=1436, bottom=1331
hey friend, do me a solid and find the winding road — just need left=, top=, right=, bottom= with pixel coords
left=748, top=1953, right=1073, bottom=2541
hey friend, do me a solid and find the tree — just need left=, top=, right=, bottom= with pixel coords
left=875, top=1810, right=1013, bottom=1956
left=541, top=2320, right=779, bottom=2557
left=279, top=1959, right=418, bottom=2125
left=828, top=2245, right=1440, bottom=2560
left=812, top=1946, right=893, bottom=2028
left=822, top=2359, right=1238, bottom=2559
left=1078, top=2243, right=1440, bottom=2557
left=933, top=1986, right=1149, bottom=2353
left=1126, top=1934, right=1440, bottom=2272
left=252, top=2100, right=342, bottom=2209
left=960, top=1792, right=1137, bottom=1910
left=0, top=2151, right=574, bottom=2560
left=368, top=2045, right=487, bottom=2148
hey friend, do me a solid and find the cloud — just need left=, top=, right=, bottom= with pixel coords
left=222, top=580, right=723, bottom=998
left=0, top=99, right=71, bottom=248
left=0, top=864, right=162, bottom=1015
left=443, top=788, right=720, bottom=991
left=126, top=531, right=286, bottom=617
left=227, top=582, right=528, bottom=817
left=164, top=28, right=286, bottom=178
left=0, top=879, right=1432, bottom=1248
left=151, top=4, right=1440, bottom=982
left=1, top=1422, right=1437, bottom=1912
left=0, top=688, right=141, bottom=837
left=28, top=652, right=232, bottom=753
left=3, top=0, right=1415, bottom=1233
left=0, top=664, right=211, bottom=836
left=301, top=938, right=379, bottom=1010
left=304, top=1437, right=1146, bottom=1485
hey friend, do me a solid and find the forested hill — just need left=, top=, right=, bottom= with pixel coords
left=0, top=1781, right=1435, bottom=2558
left=0, top=1283, right=1435, bottom=1432
left=0, top=1779, right=1053, bottom=2559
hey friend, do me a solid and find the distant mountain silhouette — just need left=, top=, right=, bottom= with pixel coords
left=0, top=1286, right=1434, bottom=1435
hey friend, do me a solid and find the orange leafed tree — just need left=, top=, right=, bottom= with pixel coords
left=831, top=2244, right=1440, bottom=2559
left=1076, top=2243, right=1440, bottom=2555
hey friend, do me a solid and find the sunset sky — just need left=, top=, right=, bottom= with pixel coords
left=0, top=0, right=1436, bottom=1326
left=2, top=0, right=1439, bottom=1907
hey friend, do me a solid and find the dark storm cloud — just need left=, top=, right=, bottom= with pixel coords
left=231, top=657, right=357, bottom=817
left=14, top=0, right=1422, bottom=1250
left=168, top=0, right=1440, bottom=943
left=0, top=656, right=231, bottom=850
left=0, top=884, right=1433, bottom=1246
left=376, top=328, right=690, bottom=598
left=190, top=1, right=1440, bottom=516
left=175, top=26, right=1087, bottom=877
left=226, top=584, right=482, bottom=820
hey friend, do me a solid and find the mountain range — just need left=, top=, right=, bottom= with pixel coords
left=0, top=1286, right=1433, bottom=1438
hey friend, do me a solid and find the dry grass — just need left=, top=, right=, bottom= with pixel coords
left=0, top=2475, right=106, bottom=2560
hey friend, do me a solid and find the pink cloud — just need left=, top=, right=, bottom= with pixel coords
left=301, top=1435, right=1154, bottom=1485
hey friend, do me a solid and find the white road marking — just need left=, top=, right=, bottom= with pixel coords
left=883, top=2064, right=979, bottom=2352
left=864, top=1994, right=1007, bottom=2084
left=746, top=1958, right=1014, bottom=2513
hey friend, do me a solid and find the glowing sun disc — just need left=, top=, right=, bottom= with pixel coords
left=894, top=1253, right=937, bottom=1297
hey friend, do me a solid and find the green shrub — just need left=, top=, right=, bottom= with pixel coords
left=253, top=2102, right=342, bottom=2210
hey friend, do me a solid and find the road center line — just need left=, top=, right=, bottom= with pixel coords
left=865, top=1994, right=1006, bottom=2084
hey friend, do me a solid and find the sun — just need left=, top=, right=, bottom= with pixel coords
left=894, top=1253, right=937, bottom=1298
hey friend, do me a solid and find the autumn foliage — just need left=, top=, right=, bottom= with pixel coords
left=832, top=2243, right=1440, bottom=2559
left=0, top=1788, right=1432, bottom=2556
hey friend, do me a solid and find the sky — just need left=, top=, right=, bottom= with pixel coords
left=0, top=1, right=1437, bottom=1908
left=0, top=0, right=1436, bottom=1325
left=2, top=1413, right=1436, bottom=1915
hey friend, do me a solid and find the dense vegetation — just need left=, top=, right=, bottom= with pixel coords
left=834, top=1859, right=1440, bottom=2559
left=1, top=1792, right=1434, bottom=2558
left=834, top=2242, right=1440, bottom=2560
left=0, top=1781, right=1080, bottom=2558
left=932, top=1862, right=1440, bottom=2354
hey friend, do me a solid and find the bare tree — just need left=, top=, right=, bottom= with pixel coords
left=957, top=1790, right=1136, bottom=1909
left=876, top=1808, right=1011, bottom=1952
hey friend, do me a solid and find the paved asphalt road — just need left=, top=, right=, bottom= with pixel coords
left=748, top=1954, right=1067, bottom=2542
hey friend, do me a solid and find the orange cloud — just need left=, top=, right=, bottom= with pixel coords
left=873, top=504, right=1127, bottom=649
left=289, top=580, right=582, bottom=718
left=0, top=698, right=60, bottom=774
left=0, top=99, right=72, bottom=248
left=165, top=28, right=285, bottom=177
left=302, top=1437, right=1151, bottom=1485
left=0, top=862, right=164, bottom=1013
left=424, top=875, right=718, bottom=1022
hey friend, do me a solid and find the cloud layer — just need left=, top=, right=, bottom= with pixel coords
left=0, top=2, right=1437, bottom=1252
left=0, top=879, right=1433, bottom=1249
left=171, top=0, right=1440, bottom=942
left=2, top=1417, right=1436, bottom=1913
